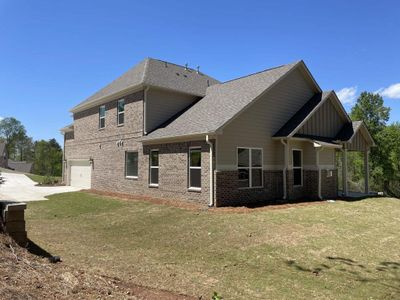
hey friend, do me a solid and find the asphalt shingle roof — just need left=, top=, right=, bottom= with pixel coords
left=140, top=61, right=300, bottom=141
left=71, top=58, right=220, bottom=112
left=335, top=121, right=363, bottom=141
left=273, top=91, right=332, bottom=137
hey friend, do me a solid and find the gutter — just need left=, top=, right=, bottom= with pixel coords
left=280, top=139, right=288, bottom=200
left=205, top=135, right=214, bottom=207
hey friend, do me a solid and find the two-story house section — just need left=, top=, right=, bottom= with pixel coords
left=61, top=58, right=374, bottom=207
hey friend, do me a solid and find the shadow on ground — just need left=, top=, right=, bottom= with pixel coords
left=26, top=239, right=53, bottom=258
left=286, top=256, right=400, bottom=295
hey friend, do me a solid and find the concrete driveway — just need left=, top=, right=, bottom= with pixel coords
left=0, top=172, right=81, bottom=202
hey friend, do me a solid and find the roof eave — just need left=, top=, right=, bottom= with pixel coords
left=70, top=84, right=145, bottom=113
left=139, top=132, right=216, bottom=144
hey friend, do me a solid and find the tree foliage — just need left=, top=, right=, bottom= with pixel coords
left=349, top=92, right=400, bottom=196
left=0, top=117, right=28, bottom=159
left=33, top=139, right=63, bottom=176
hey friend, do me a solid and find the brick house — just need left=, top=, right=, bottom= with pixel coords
left=61, top=58, right=374, bottom=206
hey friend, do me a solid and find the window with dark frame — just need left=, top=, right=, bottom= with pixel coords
left=293, top=149, right=303, bottom=186
left=189, top=148, right=201, bottom=189
left=125, top=151, right=138, bottom=178
left=117, top=99, right=125, bottom=126
left=149, top=150, right=159, bottom=186
left=237, top=148, right=263, bottom=188
left=99, top=105, right=106, bottom=129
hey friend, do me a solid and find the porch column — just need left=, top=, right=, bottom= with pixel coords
left=364, top=148, right=369, bottom=194
left=342, top=147, right=348, bottom=196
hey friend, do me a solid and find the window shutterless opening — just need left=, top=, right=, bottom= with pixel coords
left=292, top=149, right=303, bottom=186
left=99, top=105, right=106, bottom=129
left=117, top=99, right=125, bottom=126
left=189, top=147, right=201, bottom=190
left=237, top=147, right=263, bottom=188
left=125, top=151, right=138, bottom=178
left=149, top=150, right=159, bottom=186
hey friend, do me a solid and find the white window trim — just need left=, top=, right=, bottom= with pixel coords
left=188, top=147, right=202, bottom=190
left=99, top=105, right=106, bottom=129
left=149, top=149, right=159, bottom=187
left=125, top=151, right=138, bottom=179
left=237, top=147, right=264, bottom=189
left=117, top=99, right=125, bottom=126
left=292, top=149, right=303, bottom=187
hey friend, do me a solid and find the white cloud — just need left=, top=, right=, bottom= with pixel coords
left=376, top=83, right=400, bottom=99
left=336, top=86, right=358, bottom=105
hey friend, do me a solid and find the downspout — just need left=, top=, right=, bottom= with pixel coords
left=280, top=139, right=288, bottom=200
left=315, top=147, right=323, bottom=199
left=205, top=135, right=214, bottom=207
left=143, top=86, right=149, bottom=135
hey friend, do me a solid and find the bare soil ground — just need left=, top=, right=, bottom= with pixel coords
left=0, top=233, right=195, bottom=300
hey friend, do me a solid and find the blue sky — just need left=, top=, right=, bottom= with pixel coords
left=0, top=0, right=399, bottom=145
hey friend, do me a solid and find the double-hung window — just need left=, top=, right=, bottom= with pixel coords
left=117, top=99, right=125, bottom=126
left=99, top=105, right=106, bottom=129
left=149, top=150, right=159, bottom=186
left=189, top=148, right=201, bottom=189
left=125, top=151, right=138, bottom=178
left=237, top=148, right=263, bottom=188
left=292, top=149, right=303, bottom=186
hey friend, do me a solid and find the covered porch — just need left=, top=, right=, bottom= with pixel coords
left=335, top=121, right=376, bottom=197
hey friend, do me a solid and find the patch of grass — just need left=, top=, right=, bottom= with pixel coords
left=25, top=174, right=61, bottom=185
left=26, top=194, right=400, bottom=299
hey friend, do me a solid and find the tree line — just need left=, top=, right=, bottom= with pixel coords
left=347, top=92, right=400, bottom=197
left=0, top=117, right=62, bottom=177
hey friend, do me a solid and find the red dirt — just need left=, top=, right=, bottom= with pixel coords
left=0, top=233, right=196, bottom=300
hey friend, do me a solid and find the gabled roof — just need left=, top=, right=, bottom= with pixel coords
left=71, top=58, right=220, bottom=113
left=335, top=121, right=363, bottom=141
left=335, top=121, right=375, bottom=146
left=274, top=91, right=332, bottom=138
left=141, top=61, right=307, bottom=142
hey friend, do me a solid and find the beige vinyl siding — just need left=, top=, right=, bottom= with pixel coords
left=288, top=140, right=315, bottom=168
left=319, top=148, right=335, bottom=165
left=298, top=97, right=347, bottom=137
left=146, top=88, right=198, bottom=133
left=216, top=68, right=315, bottom=170
left=347, top=130, right=368, bottom=151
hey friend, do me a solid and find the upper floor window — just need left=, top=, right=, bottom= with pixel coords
left=149, top=150, right=159, bottom=186
left=237, top=147, right=263, bottom=188
left=189, top=148, right=201, bottom=189
left=99, top=105, right=106, bottom=129
left=292, top=149, right=303, bottom=186
left=117, top=99, right=125, bottom=126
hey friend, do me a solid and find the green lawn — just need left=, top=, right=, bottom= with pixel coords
left=25, top=192, right=400, bottom=299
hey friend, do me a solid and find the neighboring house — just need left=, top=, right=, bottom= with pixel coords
left=0, top=142, right=7, bottom=168
left=61, top=58, right=374, bottom=207
left=7, top=160, right=33, bottom=173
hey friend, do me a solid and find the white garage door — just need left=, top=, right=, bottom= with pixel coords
left=70, top=160, right=92, bottom=189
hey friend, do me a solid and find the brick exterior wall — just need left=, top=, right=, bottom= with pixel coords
left=64, top=90, right=212, bottom=205
left=215, top=170, right=283, bottom=206
left=321, top=169, right=338, bottom=199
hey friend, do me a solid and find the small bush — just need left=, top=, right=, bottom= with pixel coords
left=212, top=292, right=223, bottom=300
